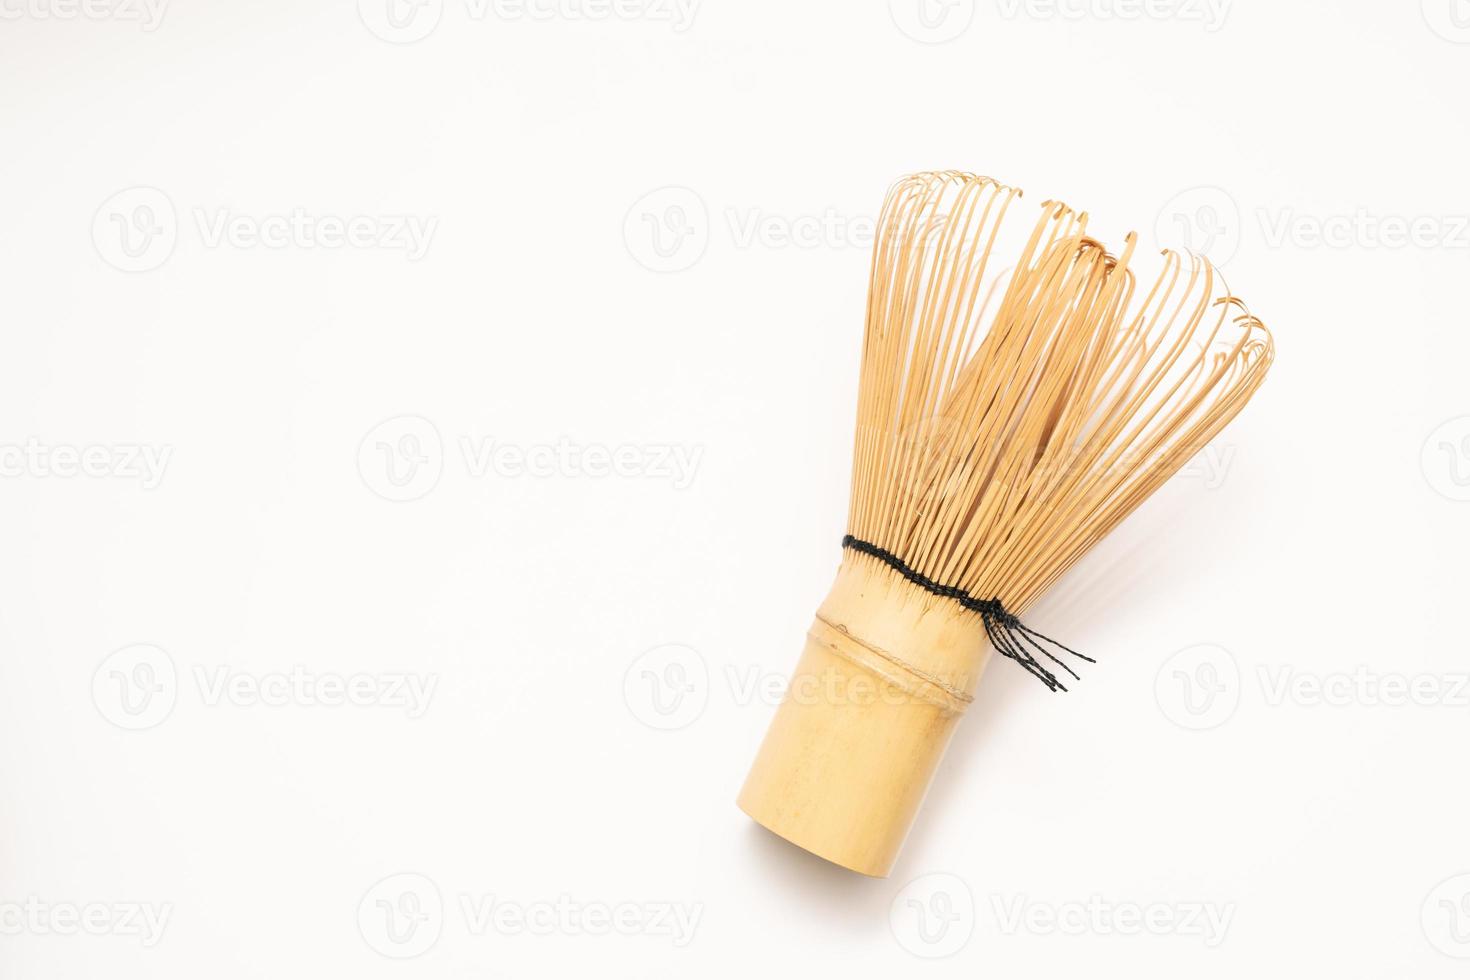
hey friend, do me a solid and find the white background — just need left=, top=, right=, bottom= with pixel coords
left=1, top=1, right=1468, bottom=976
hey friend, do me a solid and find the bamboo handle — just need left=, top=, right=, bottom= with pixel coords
left=737, top=556, right=992, bottom=877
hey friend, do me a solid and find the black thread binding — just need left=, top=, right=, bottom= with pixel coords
left=841, top=535, right=1095, bottom=692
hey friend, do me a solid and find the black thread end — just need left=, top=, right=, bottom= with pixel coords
left=840, top=534, right=1092, bottom=692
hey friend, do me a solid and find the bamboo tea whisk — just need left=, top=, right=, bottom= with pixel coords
left=738, top=171, right=1273, bottom=876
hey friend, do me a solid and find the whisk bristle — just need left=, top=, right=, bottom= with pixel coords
left=846, top=172, right=1274, bottom=619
